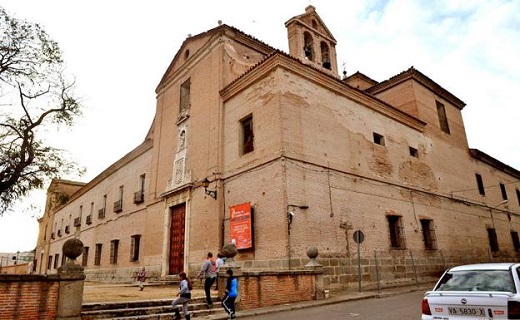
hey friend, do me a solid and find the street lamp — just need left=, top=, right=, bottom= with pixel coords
left=287, top=204, right=309, bottom=234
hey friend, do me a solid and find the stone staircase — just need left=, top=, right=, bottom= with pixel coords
left=82, top=296, right=228, bottom=320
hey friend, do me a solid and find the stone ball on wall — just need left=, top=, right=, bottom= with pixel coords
left=63, top=238, right=84, bottom=259
left=221, top=243, right=238, bottom=259
left=307, top=246, right=319, bottom=259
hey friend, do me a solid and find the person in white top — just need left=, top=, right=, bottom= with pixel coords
left=172, top=272, right=192, bottom=320
left=214, top=253, right=224, bottom=290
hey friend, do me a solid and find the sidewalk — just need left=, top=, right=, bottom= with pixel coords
left=83, top=281, right=434, bottom=319
left=225, top=283, right=433, bottom=319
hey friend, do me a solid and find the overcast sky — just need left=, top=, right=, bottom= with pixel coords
left=0, top=0, right=518, bottom=253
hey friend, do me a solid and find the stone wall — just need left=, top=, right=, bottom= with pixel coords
left=1, top=238, right=86, bottom=320
left=0, top=274, right=60, bottom=320
left=236, top=270, right=319, bottom=310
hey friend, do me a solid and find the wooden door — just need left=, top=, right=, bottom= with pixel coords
left=169, top=203, right=186, bottom=274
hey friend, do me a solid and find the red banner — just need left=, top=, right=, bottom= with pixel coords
left=229, top=202, right=253, bottom=250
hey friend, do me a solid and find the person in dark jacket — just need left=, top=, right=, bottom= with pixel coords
left=222, top=269, right=238, bottom=319
left=172, top=272, right=192, bottom=320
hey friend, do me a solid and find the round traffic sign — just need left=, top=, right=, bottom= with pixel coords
left=353, top=230, right=364, bottom=244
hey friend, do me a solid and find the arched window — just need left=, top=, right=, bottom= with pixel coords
left=303, top=32, right=314, bottom=61
left=321, top=41, right=331, bottom=69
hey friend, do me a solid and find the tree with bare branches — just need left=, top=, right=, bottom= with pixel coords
left=0, top=7, right=84, bottom=213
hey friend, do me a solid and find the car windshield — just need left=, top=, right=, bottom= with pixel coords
left=436, top=269, right=515, bottom=293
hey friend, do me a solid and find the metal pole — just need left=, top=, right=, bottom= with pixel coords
left=374, top=250, right=381, bottom=295
left=357, top=238, right=361, bottom=292
left=410, top=250, right=418, bottom=288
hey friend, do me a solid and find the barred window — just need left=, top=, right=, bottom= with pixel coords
left=487, top=228, right=499, bottom=252
left=421, top=219, right=437, bottom=250
left=82, top=246, right=89, bottom=267
left=130, top=234, right=141, bottom=262
left=110, top=240, right=119, bottom=264
left=512, top=231, right=520, bottom=252
left=387, top=215, right=405, bottom=249
left=95, top=243, right=102, bottom=266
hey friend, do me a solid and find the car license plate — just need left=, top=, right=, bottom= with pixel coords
left=448, top=306, right=485, bottom=316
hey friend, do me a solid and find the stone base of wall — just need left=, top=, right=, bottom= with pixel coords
left=221, top=249, right=520, bottom=292
left=84, top=265, right=162, bottom=283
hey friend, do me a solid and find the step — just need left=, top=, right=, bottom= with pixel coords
left=82, top=296, right=225, bottom=320
left=88, top=309, right=229, bottom=320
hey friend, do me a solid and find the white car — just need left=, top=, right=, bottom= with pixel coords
left=422, top=263, right=520, bottom=319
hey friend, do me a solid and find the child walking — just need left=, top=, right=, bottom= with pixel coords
left=222, top=269, right=238, bottom=319
left=136, top=267, right=147, bottom=291
left=172, top=272, right=192, bottom=320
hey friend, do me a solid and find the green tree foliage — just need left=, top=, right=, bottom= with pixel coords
left=0, top=7, right=84, bottom=213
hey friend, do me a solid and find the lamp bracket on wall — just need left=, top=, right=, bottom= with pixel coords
left=201, top=178, right=217, bottom=200
left=286, top=204, right=309, bottom=234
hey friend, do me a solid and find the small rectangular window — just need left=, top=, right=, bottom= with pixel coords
left=53, top=254, right=60, bottom=269
left=241, top=115, right=254, bottom=154
left=373, top=132, right=385, bottom=146
left=82, top=246, right=89, bottom=267
left=134, top=174, right=146, bottom=204
left=99, top=195, right=107, bottom=218
left=95, top=243, right=102, bottom=266
left=47, top=256, right=53, bottom=270
left=421, top=219, right=437, bottom=250
left=516, top=189, right=520, bottom=206
left=114, top=186, right=124, bottom=212
left=500, top=183, right=508, bottom=201
left=487, top=228, right=499, bottom=252
left=180, top=78, right=191, bottom=112
left=130, top=234, right=141, bottom=262
left=387, top=215, right=405, bottom=249
left=110, top=240, right=119, bottom=264
left=409, top=146, right=418, bottom=157
left=139, top=174, right=146, bottom=192
left=512, top=231, right=520, bottom=252
left=475, top=174, right=485, bottom=196
left=436, top=100, right=450, bottom=134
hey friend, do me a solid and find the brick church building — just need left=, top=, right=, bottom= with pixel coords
left=35, top=6, right=520, bottom=291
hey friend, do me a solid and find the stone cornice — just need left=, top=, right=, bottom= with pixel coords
left=51, top=138, right=154, bottom=213
left=469, top=148, right=520, bottom=179
left=221, top=53, right=425, bottom=132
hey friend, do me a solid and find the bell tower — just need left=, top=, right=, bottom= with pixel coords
left=285, top=5, right=338, bottom=76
